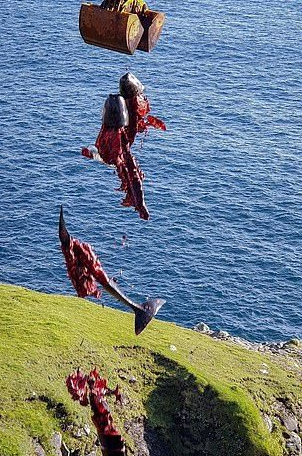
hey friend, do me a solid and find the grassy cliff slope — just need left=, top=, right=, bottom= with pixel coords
left=0, top=284, right=300, bottom=456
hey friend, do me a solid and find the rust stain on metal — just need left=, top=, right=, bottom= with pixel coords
left=79, top=3, right=144, bottom=55
left=137, top=10, right=165, bottom=52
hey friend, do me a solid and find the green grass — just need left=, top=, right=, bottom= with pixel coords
left=0, top=284, right=300, bottom=456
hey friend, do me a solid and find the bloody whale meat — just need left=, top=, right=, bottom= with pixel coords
left=59, top=206, right=166, bottom=335
left=125, top=93, right=166, bottom=145
left=61, top=236, right=109, bottom=299
left=66, top=368, right=126, bottom=456
left=120, top=72, right=166, bottom=145
left=82, top=93, right=149, bottom=220
left=82, top=74, right=166, bottom=221
left=94, top=125, right=149, bottom=220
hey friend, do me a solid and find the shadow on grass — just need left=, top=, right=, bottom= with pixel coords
left=143, top=353, right=269, bottom=456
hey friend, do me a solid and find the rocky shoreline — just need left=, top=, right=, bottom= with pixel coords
left=193, top=321, right=302, bottom=360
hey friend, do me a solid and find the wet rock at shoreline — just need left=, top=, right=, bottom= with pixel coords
left=285, top=339, right=301, bottom=348
left=193, top=322, right=211, bottom=333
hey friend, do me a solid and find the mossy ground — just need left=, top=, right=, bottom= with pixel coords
left=0, top=284, right=300, bottom=456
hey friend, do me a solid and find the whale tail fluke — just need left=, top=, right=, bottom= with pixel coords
left=134, top=298, right=166, bottom=335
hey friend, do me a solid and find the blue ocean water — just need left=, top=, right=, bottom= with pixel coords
left=0, top=0, right=301, bottom=342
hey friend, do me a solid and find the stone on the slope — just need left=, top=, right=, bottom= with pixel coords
left=61, top=441, right=70, bottom=456
left=282, top=413, right=299, bottom=433
left=263, top=414, right=273, bottom=433
left=51, top=432, right=62, bottom=456
left=33, top=441, right=46, bottom=456
left=214, top=330, right=230, bottom=340
left=83, top=424, right=91, bottom=436
left=286, top=432, right=302, bottom=455
left=73, top=428, right=83, bottom=438
left=286, top=339, right=301, bottom=348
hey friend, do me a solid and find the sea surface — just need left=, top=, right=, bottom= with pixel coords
left=1, top=0, right=301, bottom=342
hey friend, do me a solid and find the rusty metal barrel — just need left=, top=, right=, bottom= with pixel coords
left=79, top=3, right=144, bottom=55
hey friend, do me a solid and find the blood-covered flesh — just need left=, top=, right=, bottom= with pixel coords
left=66, top=368, right=126, bottom=456
left=61, top=237, right=109, bottom=299
left=126, top=93, right=166, bottom=145
left=94, top=126, right=150, bottom=220
left=82, top=78, right=166, bottom=220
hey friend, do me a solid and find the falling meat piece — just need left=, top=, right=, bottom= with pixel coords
left=59, top=207, right=109, bottom=299
left=59, top=206, right=166, bottom=335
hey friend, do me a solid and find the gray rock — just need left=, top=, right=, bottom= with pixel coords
left=194, top=322, right=211, bottom=333
left=118, top=373, right=128, bottom=380
left=282, top=413, right=299, bottom=432
left=286, top=339, right=301, bottom=348
left=51, top=432, right=62, bottom=456
left=28, top=391, right=38, bottom=401
left=33, top=441, right=46, bottom=456
left=232, top=337, right=249, bottom=348
left=83, top=424, right=91, bottom=436
left=214, top=330, right=230, bottom=340
left=263, top=414, right=273, bottom=433
left=286, top=432, right=302, bottom=455
left=260, top=363, right=269, bottom=375
left=73, top=428, right=83, bottom=438
left=274, top=400, right=300, bottom=433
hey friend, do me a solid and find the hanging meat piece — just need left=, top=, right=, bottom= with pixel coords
left=119, top=72, right=166, bottom=145
left=60, top=237, right=109, bottom=299
left=95, top=126, right=149, bottom=220
left=82, top=94, right=149, bottom=220
left=81, top=74, right=166, bottom=220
